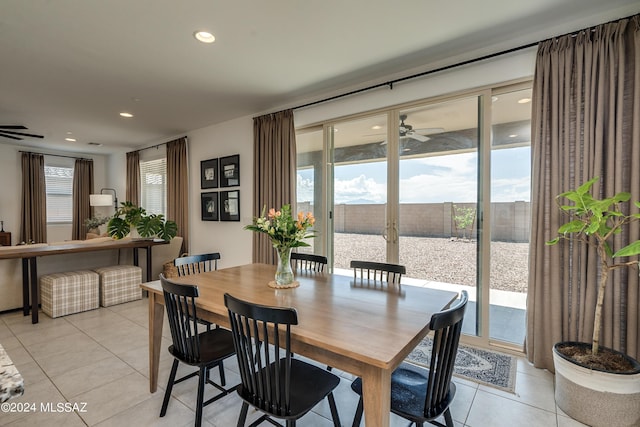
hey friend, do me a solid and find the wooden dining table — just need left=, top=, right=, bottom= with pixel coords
left=140, top=263, right=458, bottom=427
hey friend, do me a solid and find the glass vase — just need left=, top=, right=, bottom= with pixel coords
left=275, top=247, right=295, bottom=286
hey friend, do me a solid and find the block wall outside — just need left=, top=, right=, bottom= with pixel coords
left=297, top=202, right=530, bottom=243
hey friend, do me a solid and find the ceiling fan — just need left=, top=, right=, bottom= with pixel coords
left=0, top=125, right=44, bottom=141
left=399, top=114, right=434, bottom=142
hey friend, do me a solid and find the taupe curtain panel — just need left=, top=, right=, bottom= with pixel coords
left=71, top=159, right=94, bottom=240
left=20, top=152, right=47, bottom=243
left=252, top=109, right=297, bottom=264
left=527, top=15, right=640, bottom=371
left=126, top=150, right=140, bottom=206
left=167, top=137, right=189, bottom=253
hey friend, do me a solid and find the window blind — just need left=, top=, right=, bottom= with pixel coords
left=45, top=165, right=74, bottom=223
left=140, top=158, right=166, bottom=216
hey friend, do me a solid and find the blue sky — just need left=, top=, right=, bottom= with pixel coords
left=297, top=146, right=531, bottom=204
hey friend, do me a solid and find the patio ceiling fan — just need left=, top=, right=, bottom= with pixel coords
left=398, top=114, right=442, bottom=142
left=0, top=125, right=44, bottom=141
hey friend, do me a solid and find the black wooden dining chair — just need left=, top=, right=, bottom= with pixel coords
left=290, top=252, right=328, bottom=272
left=224, top=293, right=342, bottom=427
left=174, top=252, right=222, bottom=333
left=159, top=274, right=237, bottom=427
left=350, top=291, right=468, bottom=427
left=350, top=260, right=406, bottom=284
left=174, top=252, right=221, bottom=276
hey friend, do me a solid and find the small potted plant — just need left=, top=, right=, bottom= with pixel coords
left=546, top=176, right=640, bottom=427
left=107, top=201, right=178, bottom=241
left=84, top=215, right=109, bottom=234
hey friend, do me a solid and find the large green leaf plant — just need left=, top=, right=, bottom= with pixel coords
left=107, top=201, right=178, bottom=241
left=547, top=177, right=640, bottom=355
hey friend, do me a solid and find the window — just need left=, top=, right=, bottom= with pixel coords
left=45, top=165, right=74, bottom=223
left=140, top=158, right=166, bottom=216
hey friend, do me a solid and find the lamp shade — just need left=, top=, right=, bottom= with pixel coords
left=90, top=194, right=113, bottom=207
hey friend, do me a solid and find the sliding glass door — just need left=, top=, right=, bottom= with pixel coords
left=295, top=82, right=531, bottom=349
left=397, top=96, right=480, bottom=336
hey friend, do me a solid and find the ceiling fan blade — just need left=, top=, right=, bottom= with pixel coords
left=0, top=125, right=28, bottom=130
left=0, top=132, right=23, bottom=140
left=413, top=127, right=445, bottom=135
left=0, top=129, right=44, bottom=138
left=409, top=133, right=430, bottom=142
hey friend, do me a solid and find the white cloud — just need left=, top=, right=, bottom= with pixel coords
left=335, top=174, right=386, bottom=204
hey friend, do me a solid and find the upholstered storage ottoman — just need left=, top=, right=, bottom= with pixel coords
left=94, top=265, right=142, bottom=307
left=40, top=270, right=99, bottom=318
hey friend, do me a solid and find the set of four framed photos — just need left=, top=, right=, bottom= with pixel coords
left=200, top=154, right=240, bottom=222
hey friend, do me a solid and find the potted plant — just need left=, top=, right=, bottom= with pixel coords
left=107, top=201, right=178, bottom=241
left=84, top=215, right=109, bottom=234
left=546, top=176, right=640, bottom=427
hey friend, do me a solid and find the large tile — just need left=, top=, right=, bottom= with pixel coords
left=479, top=368, right=557, bottom=412
left=23, top=331, right=97, bottom=359
left=3, top=345, right=35, bottom=369
left=5, top=410, right=86, bottom=427
left=66, top=308, right=134, bottom=333
left=15, top=321, right=80, bottom=347
left=13, top=360, right=48, bottom=387
left=50, top=353, right=135, bottom=399
left=557, top=413, right=590, bottom=427
left=94, top=392, right=195, bottom=427
left=87, top=321, right=149, bottom=356
left=0, top=379, right=67, bottom=425
left=74, top=371, right=154, bottom=426
left=4, top=312, right=70, bottom=336
left=34, top=342, right=114, bottom=377
left=466, top=389, right=557, bottom=427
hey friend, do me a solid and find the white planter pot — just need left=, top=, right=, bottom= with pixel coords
left=553, top=342, right=640, bottom=427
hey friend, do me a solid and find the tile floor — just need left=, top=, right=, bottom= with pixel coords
left=0, top=299, right=588, bottom=427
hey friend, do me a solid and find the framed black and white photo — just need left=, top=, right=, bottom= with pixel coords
left=200, top=158, right=218, bottom=189
left=201, top=192, right=219, bottom=221
left=219, top=154, right=240, bottom=187
left=220, top=190, right=240, bottom=221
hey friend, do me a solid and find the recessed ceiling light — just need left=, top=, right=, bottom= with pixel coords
left=492, top=96, right=498, bottom=102
left=194, top=31, right=215, bottom=43
left=372, top=125, right=382, bottom=130
left=509, top=134, right=518, bottom=138
left=119, top=112, right=134, bottom=118
left=518, top=98, right=531, bottom=104
left=65, top=137, right=76, bottom=142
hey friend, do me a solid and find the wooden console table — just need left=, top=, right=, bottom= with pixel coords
left=0, top=238, right=167, bottom=324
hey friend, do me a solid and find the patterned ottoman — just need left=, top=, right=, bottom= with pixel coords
left=94, top=265, right=142, bottom=307
left=40, top=270, right=99, bottom=318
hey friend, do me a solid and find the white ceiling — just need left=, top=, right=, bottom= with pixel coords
left=1, top=0, right=638, bottom=155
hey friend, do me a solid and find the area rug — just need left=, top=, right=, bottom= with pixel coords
left=406, top=337, right=517, bottom=393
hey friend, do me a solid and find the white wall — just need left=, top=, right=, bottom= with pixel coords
left=186, top=116, right=254, bottom=268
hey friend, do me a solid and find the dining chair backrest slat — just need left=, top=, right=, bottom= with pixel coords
left=174, top=252, right=220, bottom=276
left=350, top=260, right=406, bottom=284
left=291, top=252, right=328, bottom=272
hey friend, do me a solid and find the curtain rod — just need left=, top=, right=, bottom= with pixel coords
left=19, top=150, right=92, bottom=161
left=287, top=13, right=636, bottom=112
left=130, top=135, right=187, bottom=154
left=134, top=142, right=166, bottom=153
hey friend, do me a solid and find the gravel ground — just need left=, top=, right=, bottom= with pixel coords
left=333, top=233, right=529, bottom=293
